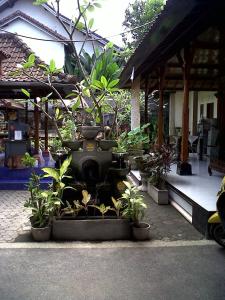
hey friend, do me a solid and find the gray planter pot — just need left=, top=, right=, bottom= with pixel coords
left=138, top=172, right=148, bottom=192
left=128, top=150, right=144, bottom=170
left=52, top=217, right=131, bottom=241
left=147, top=182, right=169, bottom=205
left=132, top=222, right=150, bottom=240
left=31, top=225, right=51, bottom=242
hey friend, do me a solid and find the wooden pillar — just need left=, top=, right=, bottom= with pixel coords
left=181, top=47, right=191, bottom=163
left=169, top=92, right=175, bottom=136
left=144, top=78, right=149, bottom=125
left=192, top=91, right=198, bottom=135
left=34, top=99, right=39, bottom=153
left=44, top=101, right=49, bottom=151
left=176, top=46, right=194, bottom=175
left=158, top=66, right=166, bottom=147
left=25, top=101, right=28, bottom=124
left=131, top=76, right=141, bottom=130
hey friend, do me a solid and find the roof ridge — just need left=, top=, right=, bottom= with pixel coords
left=0, top=9, right=68, bottom=42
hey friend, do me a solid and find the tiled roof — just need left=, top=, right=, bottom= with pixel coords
left=0, top=33, right=45, bottom=82
left=0, top=33, right=76, bottom=84
left=0, top=10, right=68, bottom=42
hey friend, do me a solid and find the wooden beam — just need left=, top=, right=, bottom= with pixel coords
left=44, top=101, right=49, bottom=151
left=158, top=65, right=166, bottom=147
left=34, top=98, right=39, bottom=153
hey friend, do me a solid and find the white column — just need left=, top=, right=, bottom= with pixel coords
left=130, top=76, right=141, bottom=130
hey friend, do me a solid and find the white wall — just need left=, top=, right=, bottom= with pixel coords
left=197, top=91, right=217, bottom=121
left=172, top=91, right=217, bottom=135
left=0, top=0, right=103, bottom=62
left=4, top=20, right=65, bottom=67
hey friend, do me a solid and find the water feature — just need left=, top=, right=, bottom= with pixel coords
left=61, top=126, right=129, bottom=207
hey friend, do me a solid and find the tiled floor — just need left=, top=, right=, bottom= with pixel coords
left=167, top=156, right=223, bottom=211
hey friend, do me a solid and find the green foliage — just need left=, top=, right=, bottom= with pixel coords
left=24, top=173, right=61, bottom=227
left=121, top=181, right=147, bottom=225
left=147, top=145, right=174, bottom=188
left=123, top=0, right=164, bottom=48
left=119, top=123, right=151, bottom=151
left=42, top=155, right=73, bottom=200
left=111, top=197, right=123, bottom=218
left=21, top=152, right=36, bottom=168
left=91, top=203, right=113, bottom=218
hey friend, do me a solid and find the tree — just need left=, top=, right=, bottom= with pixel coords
left=122, top=0, right=164, bottom=49
left=16, top=0, right=123, bottom=140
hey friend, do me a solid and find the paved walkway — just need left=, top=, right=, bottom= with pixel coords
left=0, top=190, right=203, bottom=243
left=0, top=191, right=29, bottom=242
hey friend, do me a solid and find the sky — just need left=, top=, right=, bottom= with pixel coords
left=58, top=0, right=134, bottom=46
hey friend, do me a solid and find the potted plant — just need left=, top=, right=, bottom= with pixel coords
left=24, top=173, right=61, bottom=241
left=52, top=190, right=131, bottom=241
left=147, top=145, right=174, bottom=205
left=134, top=154, right=151, bottom=191
left=119, top=124, right=150, bottom=170
left=122, top=181, right=150, bottom=240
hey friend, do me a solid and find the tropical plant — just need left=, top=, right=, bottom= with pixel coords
left=21, top=152, right=36, bottom=168
left=81, top=190, right=91, bottom=214
left=91, top=203, right=113, bottom=218
left=24, top=173, right=61, bottom=227
left=61, top=200, right=84, bottom=217
left=119, top=123, right=151, bottom=151
left=42, top=155, right=73, bottom=201
left=121, top=181, right=147, bottom=226
left=111, top=196, right=123, bottom=218
left=147, top=145, right=174, bottom=188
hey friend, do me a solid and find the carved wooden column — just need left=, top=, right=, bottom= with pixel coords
left=177, top=46, right=193, bottom=175
left=144, top=78, right=149, bottom=125
left=131, top=76, right=141, bottom=130
left=158, top=66, right=166, bottom=147
left=34, top=98, right=39, bottom=153
left=44, top=101, right=49, bottom=151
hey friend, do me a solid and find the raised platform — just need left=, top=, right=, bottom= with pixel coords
left=167, top=157, right=223, bottom=236
left=130, top=156, right=224, bottom=237
left=0, top=167, right=52, bottom=190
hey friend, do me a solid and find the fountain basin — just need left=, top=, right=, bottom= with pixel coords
left=78, top=126, right=102, bottom=139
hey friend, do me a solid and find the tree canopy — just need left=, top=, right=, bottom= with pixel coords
left=122, top=0, right=164, bottom=49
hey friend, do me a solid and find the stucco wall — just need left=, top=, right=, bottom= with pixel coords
left=0, top=0, right=103, bottom=66
left=4, top=20, right=65, bottom=67
left=172, top=91, right=217, bottom=135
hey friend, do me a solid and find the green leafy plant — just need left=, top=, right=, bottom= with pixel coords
left=21, top=152, right=36, bottom=168
left=81, top=190, right=91, bottom=214
left=147, top=145, right=174, bottom=189
left=61, top=200, right=84, bottom=217
left=111, top=197, right=123, bottom=218
left=24, top=173, right=61, bottom=227
left=120, top=123, right=150, bottom=151
left=91, top=203, right=113, bottom=219
left=42, top=155, right=73, bottom=201
left=121, top=181, right=147, bottom=226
